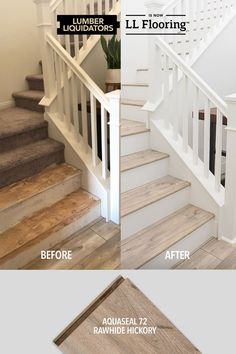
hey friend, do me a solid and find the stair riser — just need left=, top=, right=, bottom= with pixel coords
left=122, top=86, right=149, bottom=100
left=121, top=104, right=148, bottom=123
left=136, top=70, right=149, bottom=84
left=0, top=126, right=48, bottom=153
left=0, top=204, right=101, bottom=269
left=0, top=174, right=81, bottom=233
left=121, top=132, right=150, bottom=156
left=27, top=79, right=44, bottom=91
left=0, top=150, right=64, bottom=188
left=121, top=187, right=190, bottom=239
left=14, top=97, right=44, bottom=113
left=121, top=158, right=169, bottom=193
left=141, top=219, right=215, bottom=270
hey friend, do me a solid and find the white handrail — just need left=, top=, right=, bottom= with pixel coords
left=155, top=37, right=229, bottom=118
left=46, top=33, right=110, bottom=111
left=50, top=0, right=63, bottom=13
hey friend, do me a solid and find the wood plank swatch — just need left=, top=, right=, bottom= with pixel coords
left=55, top=277, right=200, bottom=353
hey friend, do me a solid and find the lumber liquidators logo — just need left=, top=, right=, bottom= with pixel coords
left=57, top=15, right=120, bottom=35
left=125, top=12, right=188, bottom=36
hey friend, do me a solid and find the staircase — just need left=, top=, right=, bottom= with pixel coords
left=0, top=62, right=101, bottom=269
left=121, top=0, right=236, bottom=269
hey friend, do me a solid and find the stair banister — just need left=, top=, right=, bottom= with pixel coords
left=220, top=94, right=236, bottom=243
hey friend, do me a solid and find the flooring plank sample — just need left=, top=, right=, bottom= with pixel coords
left=55, top=277, right=200, bottom=354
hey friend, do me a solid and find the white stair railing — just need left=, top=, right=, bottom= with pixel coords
left=151, top=37, right=227, bottom=193
left=149, top=0, right=236, bottom=62
left=50, top=0, right=120, bottom=60
left=34, top=0, right=120, bottom=224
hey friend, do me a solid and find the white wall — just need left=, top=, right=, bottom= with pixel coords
left=0, top=0, right=40, bottom=109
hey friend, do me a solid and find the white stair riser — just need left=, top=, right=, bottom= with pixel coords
left=121, top=132, right=150, bottom=156
left=136, top=70, right=149, bottom=83
left=141, top=219, right=215, bottom=269
left=121, top=158, right=169, bottom=193
left=0, top=174, right=81, bottom=233
left=121, top=187, right=190, bottom=239
left=121, top=104, right=148, bottom=122
left=0, top=204, right=101, bottom=269
left=122, top=85, right=149, bottom=100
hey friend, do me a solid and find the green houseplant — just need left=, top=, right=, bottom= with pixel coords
left=100, top=35, right=121, bottom=84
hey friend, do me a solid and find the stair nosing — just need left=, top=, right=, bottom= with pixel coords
left=121, top=204, right=215, bottom=269
left=121, top=176, right=191, bottom=218
left=0, top=190, right=100, bottom=264
left=121, top=99, right=146, bottom=107
left=121, top=150, right=169, bottom=172
left=122, top=83, right=149, bottom=87
left=0, top=164, right=82, bottom=213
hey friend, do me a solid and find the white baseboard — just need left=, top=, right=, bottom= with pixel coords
left=220, top=236, right=236, bottom=245
left=0, top=100, right=14, bottom=110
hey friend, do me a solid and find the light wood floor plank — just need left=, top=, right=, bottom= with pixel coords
left=121, top=119, right=149, bottom=137
left=90, top=219, right=120, bottom=241
left=216, top=249, right=236, bottom=269
left=174, top=249, right=221, bottom=269
left=121, top=149, right=168, bottom=172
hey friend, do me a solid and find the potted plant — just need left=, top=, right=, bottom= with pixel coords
left=100, top=35, right=121, bottom=84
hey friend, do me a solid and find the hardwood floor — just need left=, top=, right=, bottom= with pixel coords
left=24, top=218, right=120, bottom=270
left=55, top=277, right=200, bottom=354
left=175, top=238, right=236, bottom=269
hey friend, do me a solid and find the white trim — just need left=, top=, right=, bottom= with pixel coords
left=220, top=236, right=236, bottom=245
left=0, top=100, right=14, bottom=110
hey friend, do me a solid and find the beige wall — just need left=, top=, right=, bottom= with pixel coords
left=0, top=0, right=41, bottom=109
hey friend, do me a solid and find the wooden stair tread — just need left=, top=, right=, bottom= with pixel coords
left=122, top=83, right=148, bottom=87
left=12, top=90, right=44, bottom=101
left=121, top=119, right=149, bottom=137
left=0, top=107, right=46, bottom=138
left=0, top=163, right=80, bottom=211
left=0, top=189, right=100, bottom=263
left=121, top=99, right=146, bottom=107
left=55, top=277, right=199, bottom=353
left=121, top=175, right=190, bottom=217
left=121, top=205, right=214, bottom=269
left=0, top=138, right=64, bottom=172
left=121, top=150, right=169, bottom=172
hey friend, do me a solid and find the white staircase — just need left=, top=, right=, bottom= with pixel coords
left=121, top=0, right=236, bottom=269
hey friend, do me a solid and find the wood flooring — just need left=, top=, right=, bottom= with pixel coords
left=175, top=238, right=236, bottom=269
left=55, top=276, right=200, bottom=354
left=25, top=218, right=120, bottom=270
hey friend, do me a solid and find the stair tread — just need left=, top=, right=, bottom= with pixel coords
left=0, top=107, right=46, bottom=138
left=12, top=90, right=44, bottom=101
left=121, top=175, right=190, bottom=217
left=26, top=74, right=44, bottom=81
left=121, top=150, right=169, bottom=172
left=121, top=119, right=149, bottom=137
left=121, top=204, right=214, bottom=269
left=0, top=163, right=80, bottom=212
left=0, top=189, right=100, bottom=262
left=0, top=139, right=64, bottom=172
left=122, top=83, right=148, bottom=87
left=121, top=99, right=146, bottom=107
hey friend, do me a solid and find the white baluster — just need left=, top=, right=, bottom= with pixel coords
left=63, top=0, right=71, bottom=56
left=215, top=109, right=223, bottom=191
left=182, top=75, right=189, bottom=152
left=173, top=64, right=179, bottom=139
left=90, top=0, right=94, bottom=14
left=80, top=83, right=88, bottom=149
left=55, top=54, right=64, bottom=121
left=193, top=86, right=199, bottom=165
left=73, top=0, right=79, bottom=58
left=71, top=72, right=80, bottom=141
left=90, top=93, right=98, bottom=166
left=105, top=0, right=110, bottom=14
left=204, top=98, right=211, bottom=178
left=63, top=62, right=71, bottom=131
left=82, top=1, right=88, bottom=49
left=163, top=54, right=170, bottom=129
left=101, top=106, right=108, bottom=179
left=98, top=0, right=102, bottom=14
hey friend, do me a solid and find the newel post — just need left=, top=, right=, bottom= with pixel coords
left=107, top=90, right=121, bottom=225
left=145, top=1, right=166, bottom=108
left=34, top=0, right=55, bottom=101
left=220, top=94, right=236, bottom=243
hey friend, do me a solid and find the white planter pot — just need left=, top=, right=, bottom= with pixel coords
left=106, top=69, right=121, bottom=83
